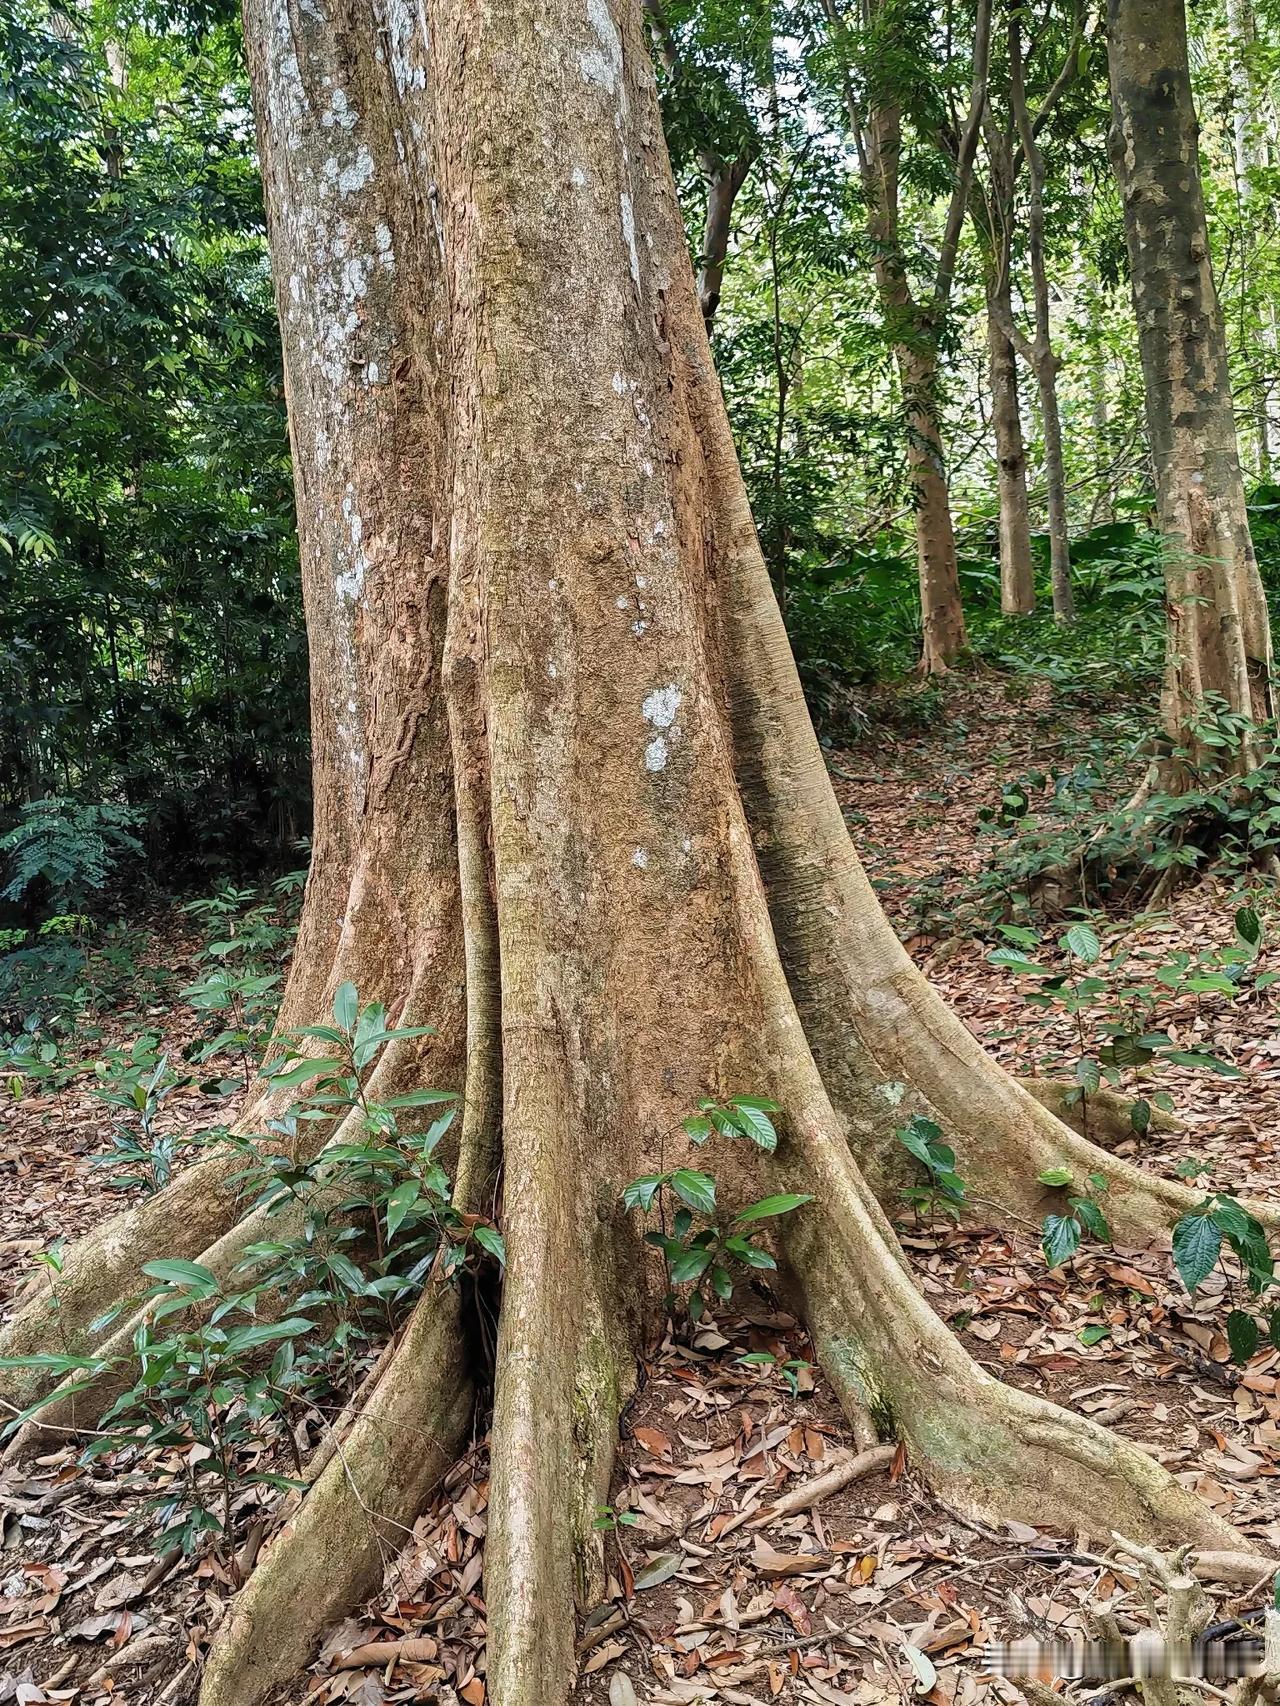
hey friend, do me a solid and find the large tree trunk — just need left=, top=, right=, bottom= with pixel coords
left=985, top=261, right=1035, bottom=614
left=1108, top=0, right=1274, bottom=770
left=2, top=5, right=1270, bottom=1705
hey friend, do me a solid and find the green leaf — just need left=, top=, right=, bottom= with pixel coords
left=1072, top=1199, right=1111, bottom=1243
left=623, top=1175, right=665, bottom=1212
left=730, top=1100, right=778, bottom=1152
left=680, top=1114, right=712, bottom=1144
left=1037, top=1167, right=1073, bottom=1188
left=669, top=1246, right=713, bottom=1284
left=1062, top=922, right=1101, bottom=964
left=1042, top=1213, right=1082, bottom=1269
left=385, top=1179, right=420, bottom=1242
left=333, top=981, right=359, bottom=1032
left=733, top=1193, right=812, bottom=1224
left=1227, top=1310, right=1261, bottom=1365
left=1079, top=1323, right=1110, bottom=1346
left=473, top=1225, right=506, bottom=1267
left=142, top=1259, right=219, bottom=1298
left=264, top=1056, right=343, bottom=1089
left=1236, top=905, right=1262, bottom=947
left=670, top=1170, right=717, bottom=1215
left=1163, top=1050, right=1241, bottom=1078
left=1074, top=1057, right=1101, bottom=1095
left=987, top=949, right=1050, bottom=976
left=1130, top=1098, right=1151, bottom=1135
left=1172, top=1213, right=1222, bottom=1293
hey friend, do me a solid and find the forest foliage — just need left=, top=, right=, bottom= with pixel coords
left=1, top=0, right=1279, bottom=905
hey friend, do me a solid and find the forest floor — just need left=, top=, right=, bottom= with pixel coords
left=2, top=674, right=1279, bottom=1706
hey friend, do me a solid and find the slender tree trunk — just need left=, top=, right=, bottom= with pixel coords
left=1108, top=0, right=1274, bottom=771
left=1086, top=274, right=1114, bottom=525
left=822, top=0, right=987, bottom=671
left=1009, top=7, right=1073, bottom=621
left=898, top=337, right=969, bottom=667
left=0, top=7, right=1267, bottom=1706
left=1225, top=0, right=1276, bottom=477
left=865, top=97, right=968, bottom=670
left=984, top=262, right=1035, bottom=613
left=1037, top=342, right=1074, bottom=621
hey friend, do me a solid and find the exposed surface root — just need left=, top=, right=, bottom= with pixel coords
left=485, top=1185, right=635, bottom=1704
left=198, top=1287, right=472, bottom=1706
left=788, top=1118, right=1253, bottom=1556
left=1017, top=1075, right=1184, bottom=1147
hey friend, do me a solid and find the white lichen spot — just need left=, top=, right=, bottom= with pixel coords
left=644, top=735, right=668, bottom=772
left=579, top=0, right=623, bottom=91
left=366, top=361, right=380, bottom=384
left=619, top=190, right=640, bottom=289
left=631, top=847, right=649, bottom=869
left=615, top=595, right=629, bottom=610
left=547, top=660, right=559, bottom=679
left=631, top=618, right=649, bottom=637
left=642, top=683, right=682, bottom=729
left=338, top=146, right=375, bottom=197
left=335, top=563, right=364, bottom=603
left=571, top=165, right=588, bottom=188
left=681, top=836, right=692, bottom=853
left=322, top=87, right=358, bottom=129
left=635, top=573, right=648, bottom=589
left=612, top=372, right=627, bottom=395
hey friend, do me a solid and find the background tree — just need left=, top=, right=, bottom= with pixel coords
left=821, top=0, right=993, bottom=672
left=1108, top=0, right=1275, bottom=776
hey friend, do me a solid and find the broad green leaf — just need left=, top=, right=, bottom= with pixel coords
left=1037, top=1167, right=1072, bottom=1188
left=473, top=1225, right=506, bottom=1267
left=731, top=1101, right=778, bottom=1152
left=623, top=1175, right=665, bottom=1212
left=733, top=1193, right=812, bottom=1224
left=668, top=1246, right=713, bottom=1284
left=670, top=1170, right=716, bottom=1215
left=1061, top=923, right=1101, bottom=964
left=333, top=981, right=359, bottom=1033
left=1227, top=1309, right=1261, bottom=1365
left=1042, top=1213, right=1081, bottom=1269
left=1079, top=1323, right=1110, bottom=1346
left=142, top=1259, right=218, bottom=1297
left=1172, top=1213, right=1222, bottom=1293
left=385, top=1179, right=420, bottom=1242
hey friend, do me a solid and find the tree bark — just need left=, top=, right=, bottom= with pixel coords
left=982, top=231, right=1035, bottom=612
left=822, top=0, right=991, bottom=672
left=866, top=97, right=969, bottom=672
left=0, top=6, right=1269, bottom=1706
left=1007, top=4, right=1074, bottom=621
left=1225, top=0, right=1277, bottom=477
left=1108, top=0, right=1274, bottom=770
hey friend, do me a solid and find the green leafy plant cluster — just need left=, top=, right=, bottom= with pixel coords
left=622, top=1094, right=810, bottom=1322
left=896, top=1112, right=967, bottom=1224
left=1037, top=1164, right=1111, bottom=1268
left=0, top=982, right=501, bottom=1563
left=989, top=914, right=1256, bottom=1136
left=1172, top=1191, right=1280, bottom=1366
